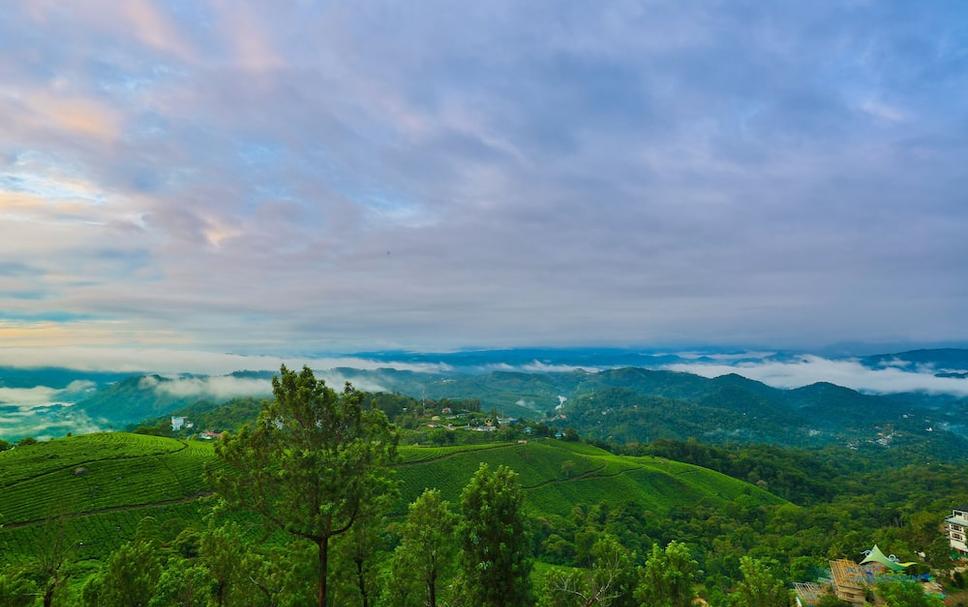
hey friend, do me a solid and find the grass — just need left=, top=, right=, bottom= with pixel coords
left=0, top=433, right=783, bottom=563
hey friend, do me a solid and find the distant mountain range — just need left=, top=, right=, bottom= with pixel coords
left=2, top=348, right=968, bottom=455
left=352, top=346, right=968, bottom=373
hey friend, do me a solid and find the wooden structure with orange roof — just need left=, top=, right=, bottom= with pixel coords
left=829, top=559, right=867, bottom=606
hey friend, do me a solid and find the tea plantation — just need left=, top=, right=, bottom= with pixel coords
left=0, top=433, right=782, bottom=564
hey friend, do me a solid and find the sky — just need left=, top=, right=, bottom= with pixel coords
left=1, top=1, right=967, bottom=364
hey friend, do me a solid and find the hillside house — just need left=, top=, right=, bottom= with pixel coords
left=171, top=416, right=186, bottom=431
left=946, top=506, right=968, bottom=556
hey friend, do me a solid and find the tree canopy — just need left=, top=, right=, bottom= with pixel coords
left=208, top=365, right=398, bottom=607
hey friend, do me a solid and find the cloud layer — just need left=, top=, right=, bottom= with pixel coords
left=665, top=355, right=968, bottom=396
left=143, top=371, right=386, bottom=399
left=0, top=347, right=447, bottom=375
left=1, top=2, right=967, bottom=355
left=0, top=379, right=95, bottom=406
left=149, top=375, right=272, bottom=399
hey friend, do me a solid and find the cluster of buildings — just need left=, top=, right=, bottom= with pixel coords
left=170, top=416, right=220, bottom=440
left=170, top=416, right=192, bottom=432
left=794, top=507, right=968, bottom=607
left=794, top=546, right=922, bottom=607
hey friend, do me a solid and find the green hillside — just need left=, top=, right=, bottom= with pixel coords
left=65, top=366, right=968, bottom=458
left=0, top=433, right=781, bottom=564
left=74, top=376, right=211, bottom=425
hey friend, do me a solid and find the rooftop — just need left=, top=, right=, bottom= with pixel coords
left=830, top=559, right=866, bottom=589
left=947, top=512, right=968, bottom=525
left=794, top=582, right=829, bottom=606
left=859, top=545, right=913, bottom=572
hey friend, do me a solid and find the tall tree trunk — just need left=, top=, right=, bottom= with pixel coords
left=318, top=537, right=329, bottom=607
left=43, top=585, right=54, bottom=607
left=355, top=557, right=369, bottom=607
left=428, top=570, right=437, bottom=607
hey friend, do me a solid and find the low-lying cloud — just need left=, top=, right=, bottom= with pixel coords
left=664, top=355, right=968, bottom=396
left=151, top=376, right=273, bottom=399
left=0, top=379, right=96, bottom=406
left=145, top=371, right=387, bottom=399
left=0, top=347, right=450, bottom=376
left=481, top=361, right=601, bottom=374
left=313, top=373, right=388, bottom=394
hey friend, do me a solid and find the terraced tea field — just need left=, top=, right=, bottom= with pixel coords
left=395, top=440, right=781, bottom=515
left=0, top=433, right=783, bottom=563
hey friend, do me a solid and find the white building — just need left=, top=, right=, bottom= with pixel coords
left=946, top=506, right=968, bottom=556
left=171, top=416, right=186, bottom=432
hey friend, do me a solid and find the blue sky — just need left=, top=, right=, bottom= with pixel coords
left=0, top=1, right=967, bottom=364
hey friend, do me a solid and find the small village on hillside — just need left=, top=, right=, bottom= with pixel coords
left=794, top=508, right=968, bottom=607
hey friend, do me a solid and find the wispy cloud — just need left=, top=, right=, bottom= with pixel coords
left=142, top=370, right=387, bottom=398
left=150, top=375, right=271, bottom=399
left=0, top=379, right=95, bottom=407
left=665, top=355, right=968, bottom=396
left=480, top=361, right=600, bottom=373
left=0, top=346, right=448, bottom=375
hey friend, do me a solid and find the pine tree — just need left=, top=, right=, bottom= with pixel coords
left=208, top=365, right=398, bottom=607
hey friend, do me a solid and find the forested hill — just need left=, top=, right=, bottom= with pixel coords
left=71, top=365, right=968, bottom=459
left=557, top=370, right=968, bottom=457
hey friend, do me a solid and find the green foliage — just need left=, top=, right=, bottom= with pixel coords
left=922, top=535, right=954, bottom=574
left=385, top=488, right=457, bottom=607
left=0, top=440, right=10, bottom=453
left=877, top=578, right=944, bottom=607
left=0, top=567, right=37, bottom=607
left=25, top=514, right=73, bottom=607
left=537, top=569, right=587, bottom=607
left=728, top=557, right=788, bottom=607
left=815, top=594, right=851, bottom=607
left=459, top=463, right=533, bottom=607
left=589, top=535, right=637, bottom=607
left=82, top=539, right=160, bottom=607
left=208, top=366, right=398, bottom=607
left=148, top=559, right=215, bottom=607
left=634, top=541, right=698, bottom=607
left=331, top=494, right=394, bottom=607
left=638, top=439, right=845, bottom=504
left=951, top=570, right=965, bottom=589
left=199, top=522, right=247, bottom=606
left=538, top=534, right=636, bottom=607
